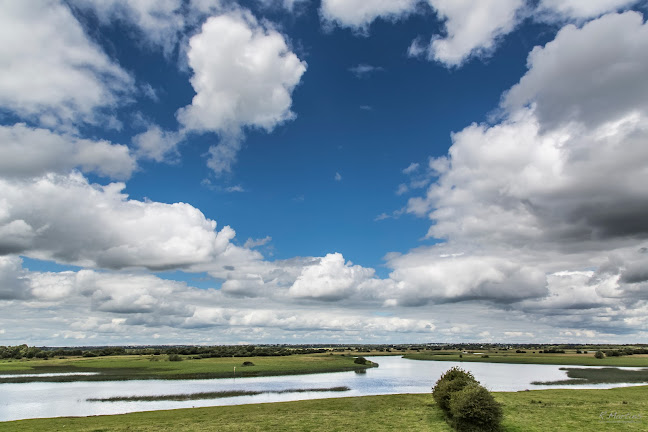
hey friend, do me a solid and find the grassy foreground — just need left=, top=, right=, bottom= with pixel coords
left=404, top=351, right=648, bottom=367
left=3, top=386, right=647, bottom=431
left=0, top=354, right=374, bottom=382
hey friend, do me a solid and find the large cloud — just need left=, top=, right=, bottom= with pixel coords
left=409, top=109, right=648, bottom=248
left=0, top=123, right=135, bottom=180
left=396, top=12, right=648, bottom=317
left=176, top=10, right=307, bottom=174
left=0, top=0, right=134, bottom=128
left=409, top=12, right=648, bottom=248
left=0, top=172, right=244, bottom=270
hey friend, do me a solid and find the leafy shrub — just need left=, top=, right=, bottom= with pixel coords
left=242, top=361, right=255, bottom=366
left=481, top=355, right=489, bottom=358
left=168, top=354, right=182, bottom=362
left=354, top=356, right=368, bottom=365
left=432, top=367, right=478, bottom=412
left=448, top=383, right=502, bottom=432
left=594, top=350, right=605, bottom=359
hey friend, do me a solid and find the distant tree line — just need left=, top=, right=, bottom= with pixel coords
left=0, top=344, right=327, bottom=360
left=2, top=343, right=647, bottom=360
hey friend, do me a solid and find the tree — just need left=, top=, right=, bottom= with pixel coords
left=433, top=367, right=502, bottom=431
left=448, top=383, right=502, bottom=432
left=432, top=367, right=478, bottom=412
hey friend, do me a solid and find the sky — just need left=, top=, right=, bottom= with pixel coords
left=1, top=0, right=648, bottom=346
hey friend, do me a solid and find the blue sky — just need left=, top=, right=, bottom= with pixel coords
left=88, top=2, right=542, bottom=270
left=2, top=0, right=648, bottom=345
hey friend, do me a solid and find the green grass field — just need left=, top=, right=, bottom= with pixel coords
left=3, top=386, right=647, bottom=431
left=0, top=354, right=374, bottom=382
left=404, top=351, right=648, bottom=367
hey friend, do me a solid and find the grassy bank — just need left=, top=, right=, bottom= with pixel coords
left=533, top=367, right=648, bottom=385
left=0, top=354, right=375, bottom=382
left=3, top=386, right=647, bottom=431
left=404, top=351, right=648, bottom=367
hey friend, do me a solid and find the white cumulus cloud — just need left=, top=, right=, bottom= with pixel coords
left=0, top=172, right=242, bottom=270
left=177, top=10, right=307, bottom=174
left=397, top=11, right=648, bottom=323
left=289, top=253, right=382, bottom=301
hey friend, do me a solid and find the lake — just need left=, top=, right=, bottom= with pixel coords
left=1, top=356, right=646, bottom=421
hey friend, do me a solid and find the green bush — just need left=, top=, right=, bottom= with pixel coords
left=448, top=383, right=502, bottom=432
left=242, top=361, right=255, bottom=366
left=594, top=350, right=605, bottom=359
left=168, top=354, right=182, bottom=362
left=354, top=356, right=368, bottom=365
left=432, top=367, right=478, bottom=412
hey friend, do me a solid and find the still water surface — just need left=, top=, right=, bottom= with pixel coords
left=1, top=356, right=645, bottom=421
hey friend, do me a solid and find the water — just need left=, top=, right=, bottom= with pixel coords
left=1, top=356, right=645, bottom=422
